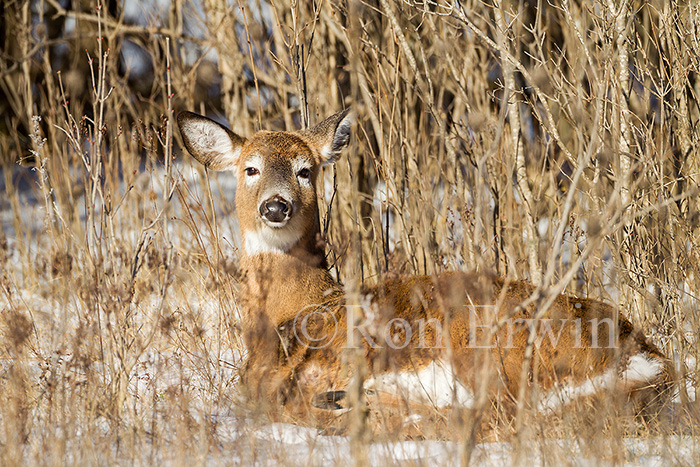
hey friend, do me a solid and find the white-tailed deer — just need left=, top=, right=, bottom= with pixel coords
left=177, top=110, right=673, bottom=436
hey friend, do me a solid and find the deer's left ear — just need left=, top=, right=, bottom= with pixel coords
left=300, top=109, right=353, bottom=166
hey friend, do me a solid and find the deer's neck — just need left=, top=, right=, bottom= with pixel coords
left=241, top=209, right=327, bottom=268
left=239, top=219, right=341, bottom=326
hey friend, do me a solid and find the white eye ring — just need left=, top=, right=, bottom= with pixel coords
left=297, top=168, right=311, bottom=180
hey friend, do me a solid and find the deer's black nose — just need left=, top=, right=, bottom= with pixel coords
left=260, top=196, right=291, bottom=223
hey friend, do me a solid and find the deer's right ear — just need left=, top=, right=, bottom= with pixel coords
left=177, top=111, right=245, bottom=171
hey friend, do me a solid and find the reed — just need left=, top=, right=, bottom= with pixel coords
left=0, top=0, right=697, bottom=463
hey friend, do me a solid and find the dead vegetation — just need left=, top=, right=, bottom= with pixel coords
left=0, top=0, right=699, bottom=464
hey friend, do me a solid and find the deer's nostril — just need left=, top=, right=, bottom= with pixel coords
left=260, top=196, right=291, bottom=223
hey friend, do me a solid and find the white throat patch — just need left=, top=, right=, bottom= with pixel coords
left=244, top=227, right=303, bottom=255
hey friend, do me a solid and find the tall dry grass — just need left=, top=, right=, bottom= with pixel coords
left=0, top=0, right=699, bottom=463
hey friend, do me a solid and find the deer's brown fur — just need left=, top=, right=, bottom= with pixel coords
left=177, top=110, right=674, bottom=437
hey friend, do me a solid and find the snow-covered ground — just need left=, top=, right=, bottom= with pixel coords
left=271, top=426, right=699, bottom=465
left=3, top=278, right=697, bottom=465
left=1, top=162, right=698, bottom=466
left=206, top=421, right=695, bottom=466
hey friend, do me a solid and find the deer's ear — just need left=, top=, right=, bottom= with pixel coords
left=301, top=109, right=353, bottom=166
left=177, top=111, right=246, bottom=171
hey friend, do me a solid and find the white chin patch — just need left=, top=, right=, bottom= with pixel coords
left=262, top=218, right=289, bottom=228
left=244, top=225, right=303, bottom=255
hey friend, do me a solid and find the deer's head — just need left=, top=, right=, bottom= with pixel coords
left=177, top=110, right=353, bottom=257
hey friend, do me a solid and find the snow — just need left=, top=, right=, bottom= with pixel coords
left=207, top=422, right=698, bottom=466
left=2, top=155, right=698, bottom=466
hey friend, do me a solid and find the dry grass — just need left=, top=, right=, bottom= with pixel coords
left=0, top=0, right=699, bottom=464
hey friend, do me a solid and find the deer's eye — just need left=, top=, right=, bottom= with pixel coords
left=297, top=168, right=311, bottom=180
left=245, top=167, right=259, bottom=176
